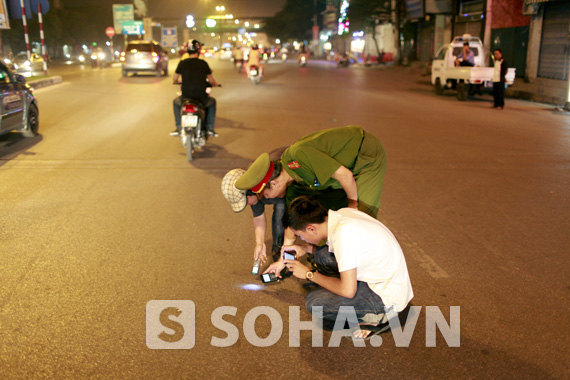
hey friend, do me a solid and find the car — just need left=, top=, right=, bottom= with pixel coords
left=13, top=52, right=45, bottom=76
left=200, top=47, right=216, bottom=58
left=218, top=48, right=232, bottom=60
left=0, top=61, right=39, bottom=138
left=120, top=40, right=168, bottom=77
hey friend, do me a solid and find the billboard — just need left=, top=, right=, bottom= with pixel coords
left=113, top=4, right=134, bottom=35
left=161, top=27, right=178, bottom=49
left=0, top=0, right=9, bottom=29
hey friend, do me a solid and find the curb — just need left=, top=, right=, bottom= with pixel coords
left=28, top=76, right=63, bottom=90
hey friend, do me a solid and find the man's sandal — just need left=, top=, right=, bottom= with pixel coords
left=351, top=321, right=391, bottom=340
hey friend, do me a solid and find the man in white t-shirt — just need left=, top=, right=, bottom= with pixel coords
left=264, top=196, right=413, bottom=339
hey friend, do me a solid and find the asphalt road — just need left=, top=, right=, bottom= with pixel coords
left=0, top=58, right=569, bottom=380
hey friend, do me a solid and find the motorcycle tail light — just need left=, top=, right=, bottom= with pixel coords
left=183, top=104, right=197, bottom=113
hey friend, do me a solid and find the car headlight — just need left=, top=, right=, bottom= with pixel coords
left=78, top=55, right=85, bottom=62
left=98, top=53, right=105, bottom=60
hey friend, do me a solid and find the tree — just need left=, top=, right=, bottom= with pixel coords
left=265, top=0, right=325, bottom=42
left=347, top=0, right=393, bottom=57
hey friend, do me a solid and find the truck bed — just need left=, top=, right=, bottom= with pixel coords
left=438, top=66, right=516, bottom=85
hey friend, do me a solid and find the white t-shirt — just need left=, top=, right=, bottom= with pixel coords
left=493, top=59, right=503, bottom=82
left=327, top=208, right=414, bottom=312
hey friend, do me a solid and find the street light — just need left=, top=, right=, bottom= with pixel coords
left=216, top=5, right=225, bottom=12
left=186, top=15, right=195, bottom=28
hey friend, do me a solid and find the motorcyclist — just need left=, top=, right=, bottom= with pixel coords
left=233, top=45, right=244, bottom=70
left=298, top=44, right=309, bottom=64
left=171, top=40, right=220, bottom=137
left=246, top=44, right=263, bottom=77
left=279, top=46, right=288, bottom=61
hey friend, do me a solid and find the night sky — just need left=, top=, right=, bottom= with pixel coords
left=62, top=0, right=286, bottom=20
left=148, top=0, right=287, bottom=20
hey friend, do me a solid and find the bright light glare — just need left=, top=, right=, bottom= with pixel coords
left=206, top=18, right=216, bottom=27
left=186, top=15, right=195, bottom=28
left=245, top=22, right=250, bottom=27
left=254, top=24, right=259, bottom=29
left=239, top=284, right=263, bottom=291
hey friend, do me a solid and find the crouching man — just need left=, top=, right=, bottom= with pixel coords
left=263, top=196, right=413, bottom=339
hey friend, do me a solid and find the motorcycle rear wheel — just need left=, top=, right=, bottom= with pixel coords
left=185, top=129, right=194, bottom=162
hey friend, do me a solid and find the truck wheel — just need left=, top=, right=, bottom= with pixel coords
left=456, top=82, right=467, bottom=101
left=435, top=78, right=444, bottom=95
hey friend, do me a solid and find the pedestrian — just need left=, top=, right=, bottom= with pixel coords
left=263, top=196, right=414, bottom=339
left=492, top=49, right=507, bottom=110
left=235, top=125, right=387, bottom=219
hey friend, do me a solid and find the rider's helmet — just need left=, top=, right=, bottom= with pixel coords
left=251, top=44, right=259, bottom=50
left=187, top=40, right=202, bottom=54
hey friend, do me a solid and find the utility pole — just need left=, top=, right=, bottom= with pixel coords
left=483, top=0, right=493, bottom=65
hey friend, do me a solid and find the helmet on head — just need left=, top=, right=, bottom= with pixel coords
left=187, top=40, right=201, bottom=54
left=252, top=44, right=259, bottom=50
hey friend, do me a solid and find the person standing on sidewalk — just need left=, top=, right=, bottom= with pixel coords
left=492, top=49, right=508, bottom=110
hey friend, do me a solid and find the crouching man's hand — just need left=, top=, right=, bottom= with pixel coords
left=281, top=244, right=313, bottom=259
left=283, top=260, right=311, bottom=280
left=262, top=260, right=286, bottom=278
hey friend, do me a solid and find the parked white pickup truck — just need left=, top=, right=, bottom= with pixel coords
left=431, top=35, right=516, bottom=101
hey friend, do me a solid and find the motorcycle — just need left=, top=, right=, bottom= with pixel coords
left=298, top=55, right=307, bottom=67
left=338, top=54, right=350, bottom=68
left=234, top=58, right=244, bottom=73
left=281, top=53, right=287, bottom=62
left=338, top=53, right=355, bottom=67
left=176, top=84, right=221, bottom=162
left=249, top=65, right=261, bottom=85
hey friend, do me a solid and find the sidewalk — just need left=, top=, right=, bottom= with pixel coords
left=27, top=76, right=63, bottom=90
left=356, top=60, right=567, bottom=107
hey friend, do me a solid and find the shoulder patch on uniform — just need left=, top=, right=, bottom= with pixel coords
left=287, top=161, right=301, bottom=169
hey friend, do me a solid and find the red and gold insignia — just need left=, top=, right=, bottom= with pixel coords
left=287, top=161, right=301, bottom=169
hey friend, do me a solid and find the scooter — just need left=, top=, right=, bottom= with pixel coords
left=338, top=54, right=350, bottom=67
left=249, top=65, right=261, bottom=85
left=234, top=59, right=244, bottom=73
left=176, top=84, right=221, bottom=162
left=298, top=55, right=307, bottom=67
left=281, top=53, right=287, bottom=62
